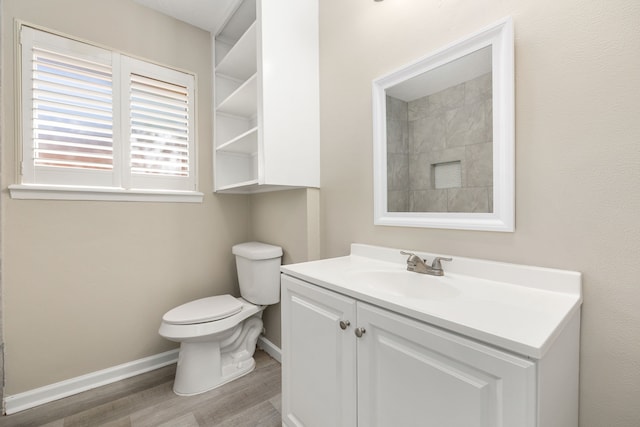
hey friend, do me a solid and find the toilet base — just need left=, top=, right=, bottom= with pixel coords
left=172, top=314, right=264, bottom=396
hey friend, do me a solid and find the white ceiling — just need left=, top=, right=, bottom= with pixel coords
left=133, top=0, right=239, bottom=33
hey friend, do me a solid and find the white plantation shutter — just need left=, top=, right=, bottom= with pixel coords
left=21, top=26, right=117, bottom=187
left=124, top=57, right=195, bottom=191
left=19, top=26, right=197, bottom=194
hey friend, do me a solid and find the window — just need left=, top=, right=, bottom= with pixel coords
left=11, top=26, right=201, bottom=202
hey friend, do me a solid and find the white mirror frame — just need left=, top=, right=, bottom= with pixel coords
left=373, top=17, right=514, bottom=232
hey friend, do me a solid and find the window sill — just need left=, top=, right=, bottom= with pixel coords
left=8, top=184, right=204, bottom=203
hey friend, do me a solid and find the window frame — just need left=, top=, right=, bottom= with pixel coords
left=9, top=24, right=203, bottom=203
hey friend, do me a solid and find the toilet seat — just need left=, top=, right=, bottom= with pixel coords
left=159, top=297, right=262, bottom=342
left=162, top=294, right=243, bottom=325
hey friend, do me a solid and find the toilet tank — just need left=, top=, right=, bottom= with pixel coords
left=232, top=242, right=283, bottom=305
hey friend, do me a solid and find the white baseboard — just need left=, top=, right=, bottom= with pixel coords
left=3, top=349, right=179, bottom=415
left=257, top=336, right=282, bottom=363
left=4, top=339, right=281, bottom=414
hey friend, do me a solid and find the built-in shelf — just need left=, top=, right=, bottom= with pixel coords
left=216, top=179, right=260, bottom=192
left=217, top=127, right=258, bottom=154
left=216, top=74, right=257, bottom=117
left=216, top=22, right=257, bottom=81
left=213, top=0, right=319, bottom=193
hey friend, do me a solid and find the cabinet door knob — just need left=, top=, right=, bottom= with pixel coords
left=339, top=320, right=351, bottom=330
left=355, top=327, right=366, bottom=338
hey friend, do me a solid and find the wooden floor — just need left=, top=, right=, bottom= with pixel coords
left=0, top=350, right=282, bottom=427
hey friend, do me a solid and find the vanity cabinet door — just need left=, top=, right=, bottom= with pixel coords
left=356, top=303, right=537, bottom=427
left=281, top=275, right=357, bottom=427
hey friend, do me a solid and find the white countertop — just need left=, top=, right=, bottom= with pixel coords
left=281, top=244, right=582, bottom=359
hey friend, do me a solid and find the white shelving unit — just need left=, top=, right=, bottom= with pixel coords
left=213, top=0, right=319, bottom=193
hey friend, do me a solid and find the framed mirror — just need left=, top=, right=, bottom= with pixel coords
left=372, top=17, right=514, bottom=232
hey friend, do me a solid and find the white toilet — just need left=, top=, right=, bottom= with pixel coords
left=158, top=242, right=283, bottom=396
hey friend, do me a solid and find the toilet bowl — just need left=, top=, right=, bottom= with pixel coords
left=158, top=242, right=283, bottom=396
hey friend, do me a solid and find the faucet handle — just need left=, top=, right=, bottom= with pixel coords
left=400, top=251, right=421, bottom=263
left=431, top=257, right=452, bottom=269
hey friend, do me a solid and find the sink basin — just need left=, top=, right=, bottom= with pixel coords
left=347, top=270, right=460, bottom=300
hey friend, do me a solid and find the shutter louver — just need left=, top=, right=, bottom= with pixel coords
left=32, top=48, right=113, bottom=170
left=130, top=74, right=190, bottom=177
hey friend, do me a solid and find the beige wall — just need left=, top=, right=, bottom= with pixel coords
left=0, top=0, right=250, bottom=394
left=249, top=188, right=320, bottom=347
left=319, top=0, right=640, bottom=425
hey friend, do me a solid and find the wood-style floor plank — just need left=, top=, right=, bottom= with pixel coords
left=0, top=350, right=281, bottom=427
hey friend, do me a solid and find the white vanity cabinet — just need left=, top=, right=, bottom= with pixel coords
left=356, top=302, right=536, bottom=427
left=281, top=275, right=536, bottom=427
left=281, top=275, right=358, bottom=427
left=280, top=244, right=582, bottom=427
left=213, top=0, right=319, bottom=193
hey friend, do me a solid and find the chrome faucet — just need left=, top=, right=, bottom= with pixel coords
left=400, top=251, right=452, bottom=276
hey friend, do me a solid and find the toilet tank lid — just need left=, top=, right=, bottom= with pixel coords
left=232, top=242, right=283, bottom=260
